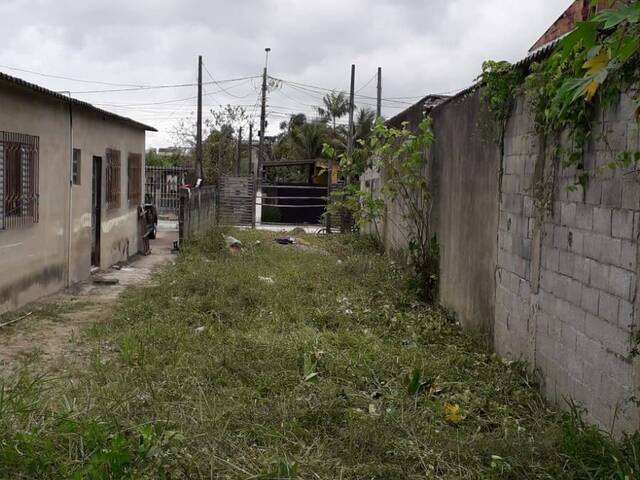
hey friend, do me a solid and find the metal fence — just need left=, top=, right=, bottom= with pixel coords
left=176, top=175, right=352, bottom=245
left=257, top=181, right=350, bottom=232
left=145, top=166, right=192, bottom=214
left=218, top=176, right=255, bottom=226
left=178, top=186, right=217, bottom=244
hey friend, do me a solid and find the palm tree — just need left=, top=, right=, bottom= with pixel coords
left=355, top=107, right=376, bottom=142
left=316, top=91, right=349, bottom=131
left=289, top=121, right=328, bottom=159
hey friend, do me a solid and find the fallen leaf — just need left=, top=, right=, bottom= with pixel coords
left=444, top=403, right=465, bottom=424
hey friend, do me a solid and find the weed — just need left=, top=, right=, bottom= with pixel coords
left=0, top=228, right=636, bottom=478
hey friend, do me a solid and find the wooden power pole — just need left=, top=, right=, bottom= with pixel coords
left=258, top=48, right=270, bottom=182
left=248, top=123, right=253, bottom=175
left=196, top=55, right=203, bottom=182
left=254, top=48, right=270, bottom=229
left=346, top=64, right=355, bottom=184
left=236, top=126, right=242, bottom=176
left=376, top=67, right=382, bottom=120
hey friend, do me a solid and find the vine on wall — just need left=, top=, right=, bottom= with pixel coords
left=480, top=1, right=640, bottom=188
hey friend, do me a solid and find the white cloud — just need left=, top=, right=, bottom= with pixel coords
left=0, top=0, right=572, bottom=146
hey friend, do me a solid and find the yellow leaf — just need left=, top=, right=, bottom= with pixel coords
left=585, top=81, right=600, bottom=101
left=444, top=402, right=465, bottom=424
left=583, top=50, right=609, bottom=76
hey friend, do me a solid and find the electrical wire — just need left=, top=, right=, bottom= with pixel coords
left=0, top=63, right=151, bottom=87
left=355, top=72, right=377, bottom=94
left=272, top=77, right=414, bottom=105
left=67, top=75, right=260, bottom=94
left=202, top=61, right=256, bottom=99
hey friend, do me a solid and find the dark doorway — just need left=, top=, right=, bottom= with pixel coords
left=91, top=156, right=102, bottom=267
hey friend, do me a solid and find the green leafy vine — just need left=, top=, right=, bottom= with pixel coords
left=480, top=1, right=640, bottom=189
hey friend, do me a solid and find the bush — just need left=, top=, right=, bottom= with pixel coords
left=262, top=206, right=282, bottom=223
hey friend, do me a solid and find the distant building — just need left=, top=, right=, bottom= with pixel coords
left=157, top=146, right=189, bottom=157
left=0, top=71, right=156, bottom=313
left=386, top=95, right=449, bottom=130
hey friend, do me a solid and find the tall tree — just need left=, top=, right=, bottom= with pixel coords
left=355, top=107, right=376, bottom=143
left=289, top=121, right=328, bottom=159
left=173, top=104, right=250, bottom=183
left=316, top=91, right=349, bottom=131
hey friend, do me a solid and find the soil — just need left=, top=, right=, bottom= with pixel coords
left=0, top=222, right=178, bottom=373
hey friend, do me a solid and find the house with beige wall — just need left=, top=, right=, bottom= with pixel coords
left=0, top=71, right=156, bottom=314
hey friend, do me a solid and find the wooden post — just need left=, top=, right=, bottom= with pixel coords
left=196, top=56, right=204, bottom=182
left=236, top=126, right=242, bottom=176
left=346, top=64, right=355, bottom=185
left=376, top=67, right=382, bottom=119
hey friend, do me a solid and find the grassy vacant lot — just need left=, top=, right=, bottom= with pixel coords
left=1, top=229, right=638, bottom=479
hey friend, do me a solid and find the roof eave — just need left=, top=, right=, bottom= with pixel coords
left=0, top=71, right=158, bottom=132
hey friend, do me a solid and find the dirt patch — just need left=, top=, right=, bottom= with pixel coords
left=0, top=304, right=110, bottom=372
left=0, top=223, right=177, bottom=373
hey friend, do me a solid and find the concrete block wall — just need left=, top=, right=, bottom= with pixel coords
left=495, top=93, right=640, bottom=434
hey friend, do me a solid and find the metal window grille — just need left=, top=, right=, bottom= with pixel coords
left=0, top=144, right=3, bottom=226
left=0, top=131, right=39, bottom=230
left=72, top=148, right=81, bottom=185
left=106, top=148, right=121, bottom=210
left=127, top=153, right=142, bottom=205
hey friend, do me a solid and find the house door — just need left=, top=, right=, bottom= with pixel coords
left=91, top=156, right=102, bottom=267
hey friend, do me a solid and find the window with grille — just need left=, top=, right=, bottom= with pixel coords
left=127, top=153, right=142, bottom=205
left=72, top=148, right=81, bottom=185
left=0, top=132, right=39, bottom=230
left=106, top=148, right=121, bottom=210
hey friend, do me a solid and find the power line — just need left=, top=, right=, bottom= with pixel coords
left=355, top=72, right=377, bottom=94
left=202, top=61, right=256, bottom=99
left=92, top=80, right=255, bottom=108
left=282, top=82, right=406, bottom=110
left=0, top=63, right=151, bottom=87
left=67, top=75, right=260, bottom=94
left=272, top=77, right=415, bottom=105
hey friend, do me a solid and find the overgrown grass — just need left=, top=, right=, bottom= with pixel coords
left=0, top=228, right=638, bottom=478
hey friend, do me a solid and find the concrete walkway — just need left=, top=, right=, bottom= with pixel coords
left=0, top=222, right=178, bottom=371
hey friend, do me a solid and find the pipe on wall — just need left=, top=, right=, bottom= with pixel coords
left=66, top=98, right=73, bottom=288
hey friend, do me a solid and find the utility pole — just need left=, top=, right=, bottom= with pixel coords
left=236, top=126, right=242, bottom=176
left=346, top=64, right=355, bottom=184
left=196, top=55, right=203, bottom=182
left=254, top=48, right=270, bottom=230
left=258, top=48, right=270, bottom=182
left=248, top=123, right=253, bottom=175
left=325, top=154, right=332, bottom=234
left=376, top=66, right=382, bottom=120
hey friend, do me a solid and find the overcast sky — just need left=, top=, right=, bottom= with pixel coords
left=0, top=0, right=571, bottom=147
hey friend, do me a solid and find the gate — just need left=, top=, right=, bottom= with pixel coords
left=218, top=175, right=255, bottom=226
left=145, top=166, right=192, bottom=215
left=178, top=185, right=217, bottom=244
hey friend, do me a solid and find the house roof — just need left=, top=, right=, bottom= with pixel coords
left=386, top=94, right=450, bottom=128
left=0, top=71, right=157, bottom=132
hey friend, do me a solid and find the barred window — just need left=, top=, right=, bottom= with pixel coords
left=0, top=132, right=39, bottom=230
left=106, top=148, right=121, bottom=210
left=72, top=148, right=81, bottom=185
left=127, top=153, right=142, bottom=205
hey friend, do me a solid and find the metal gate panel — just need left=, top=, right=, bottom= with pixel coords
left=145, top=166, right=193, bottom=214
left=218, top=175, right=255, bottom=226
